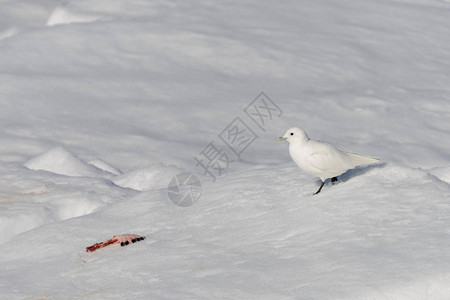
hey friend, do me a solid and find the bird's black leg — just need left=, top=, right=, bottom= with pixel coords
left=313, top=181, right=325, bottom=195
left=331, top=177, right=338, bottom=185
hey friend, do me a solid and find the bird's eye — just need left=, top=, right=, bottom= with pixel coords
left=290, top=132, right=294, bottom=136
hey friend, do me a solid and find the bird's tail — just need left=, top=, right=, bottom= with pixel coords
left=343, top=150, right=381, bottom=166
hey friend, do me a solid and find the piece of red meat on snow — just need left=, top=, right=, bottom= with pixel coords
left=86, top=234, right=145, bottom=252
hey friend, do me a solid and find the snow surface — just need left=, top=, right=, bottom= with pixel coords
left=1, top=0, right=450, bottom=299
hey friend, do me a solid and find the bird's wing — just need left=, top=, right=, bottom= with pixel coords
left=340, top=149, right=380, bottom=165
left=305, top=141, right=352, bottom=175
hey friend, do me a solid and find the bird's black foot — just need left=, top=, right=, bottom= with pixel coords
left=331, top=177, right=338, bottom=185
left=313, top=181, right=325, bottom=195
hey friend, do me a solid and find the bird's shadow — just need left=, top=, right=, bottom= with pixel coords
left=315, top=162, right=386, bottom=186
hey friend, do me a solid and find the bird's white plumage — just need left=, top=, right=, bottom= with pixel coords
left=278, top=127, right=379, bottom=181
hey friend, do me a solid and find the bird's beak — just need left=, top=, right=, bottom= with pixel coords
left=276, top=136, right=287, bottom=141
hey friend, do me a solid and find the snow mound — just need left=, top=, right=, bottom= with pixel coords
left=0, top=27, right=18, bottom=41
left=112, top=163, right=184, bottom=191
left=46, top=6, right=103, bottom=26
left=88, top=158, right=122, bottom=176
left=0, top=162, right=135, bottom=244
left=24, top=147, right=105, bottom=177
left=428, top=166, right=450, bottom=184
left=0, top=204, right=55, bottom=243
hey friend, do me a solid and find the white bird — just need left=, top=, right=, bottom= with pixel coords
left=276, top=127, right=380, bottom=194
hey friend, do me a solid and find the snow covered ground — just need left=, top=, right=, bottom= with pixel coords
left=1, top=0, right=450, bottom=299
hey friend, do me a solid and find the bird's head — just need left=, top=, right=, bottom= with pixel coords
left=276, top=127, right=309, bottom=144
